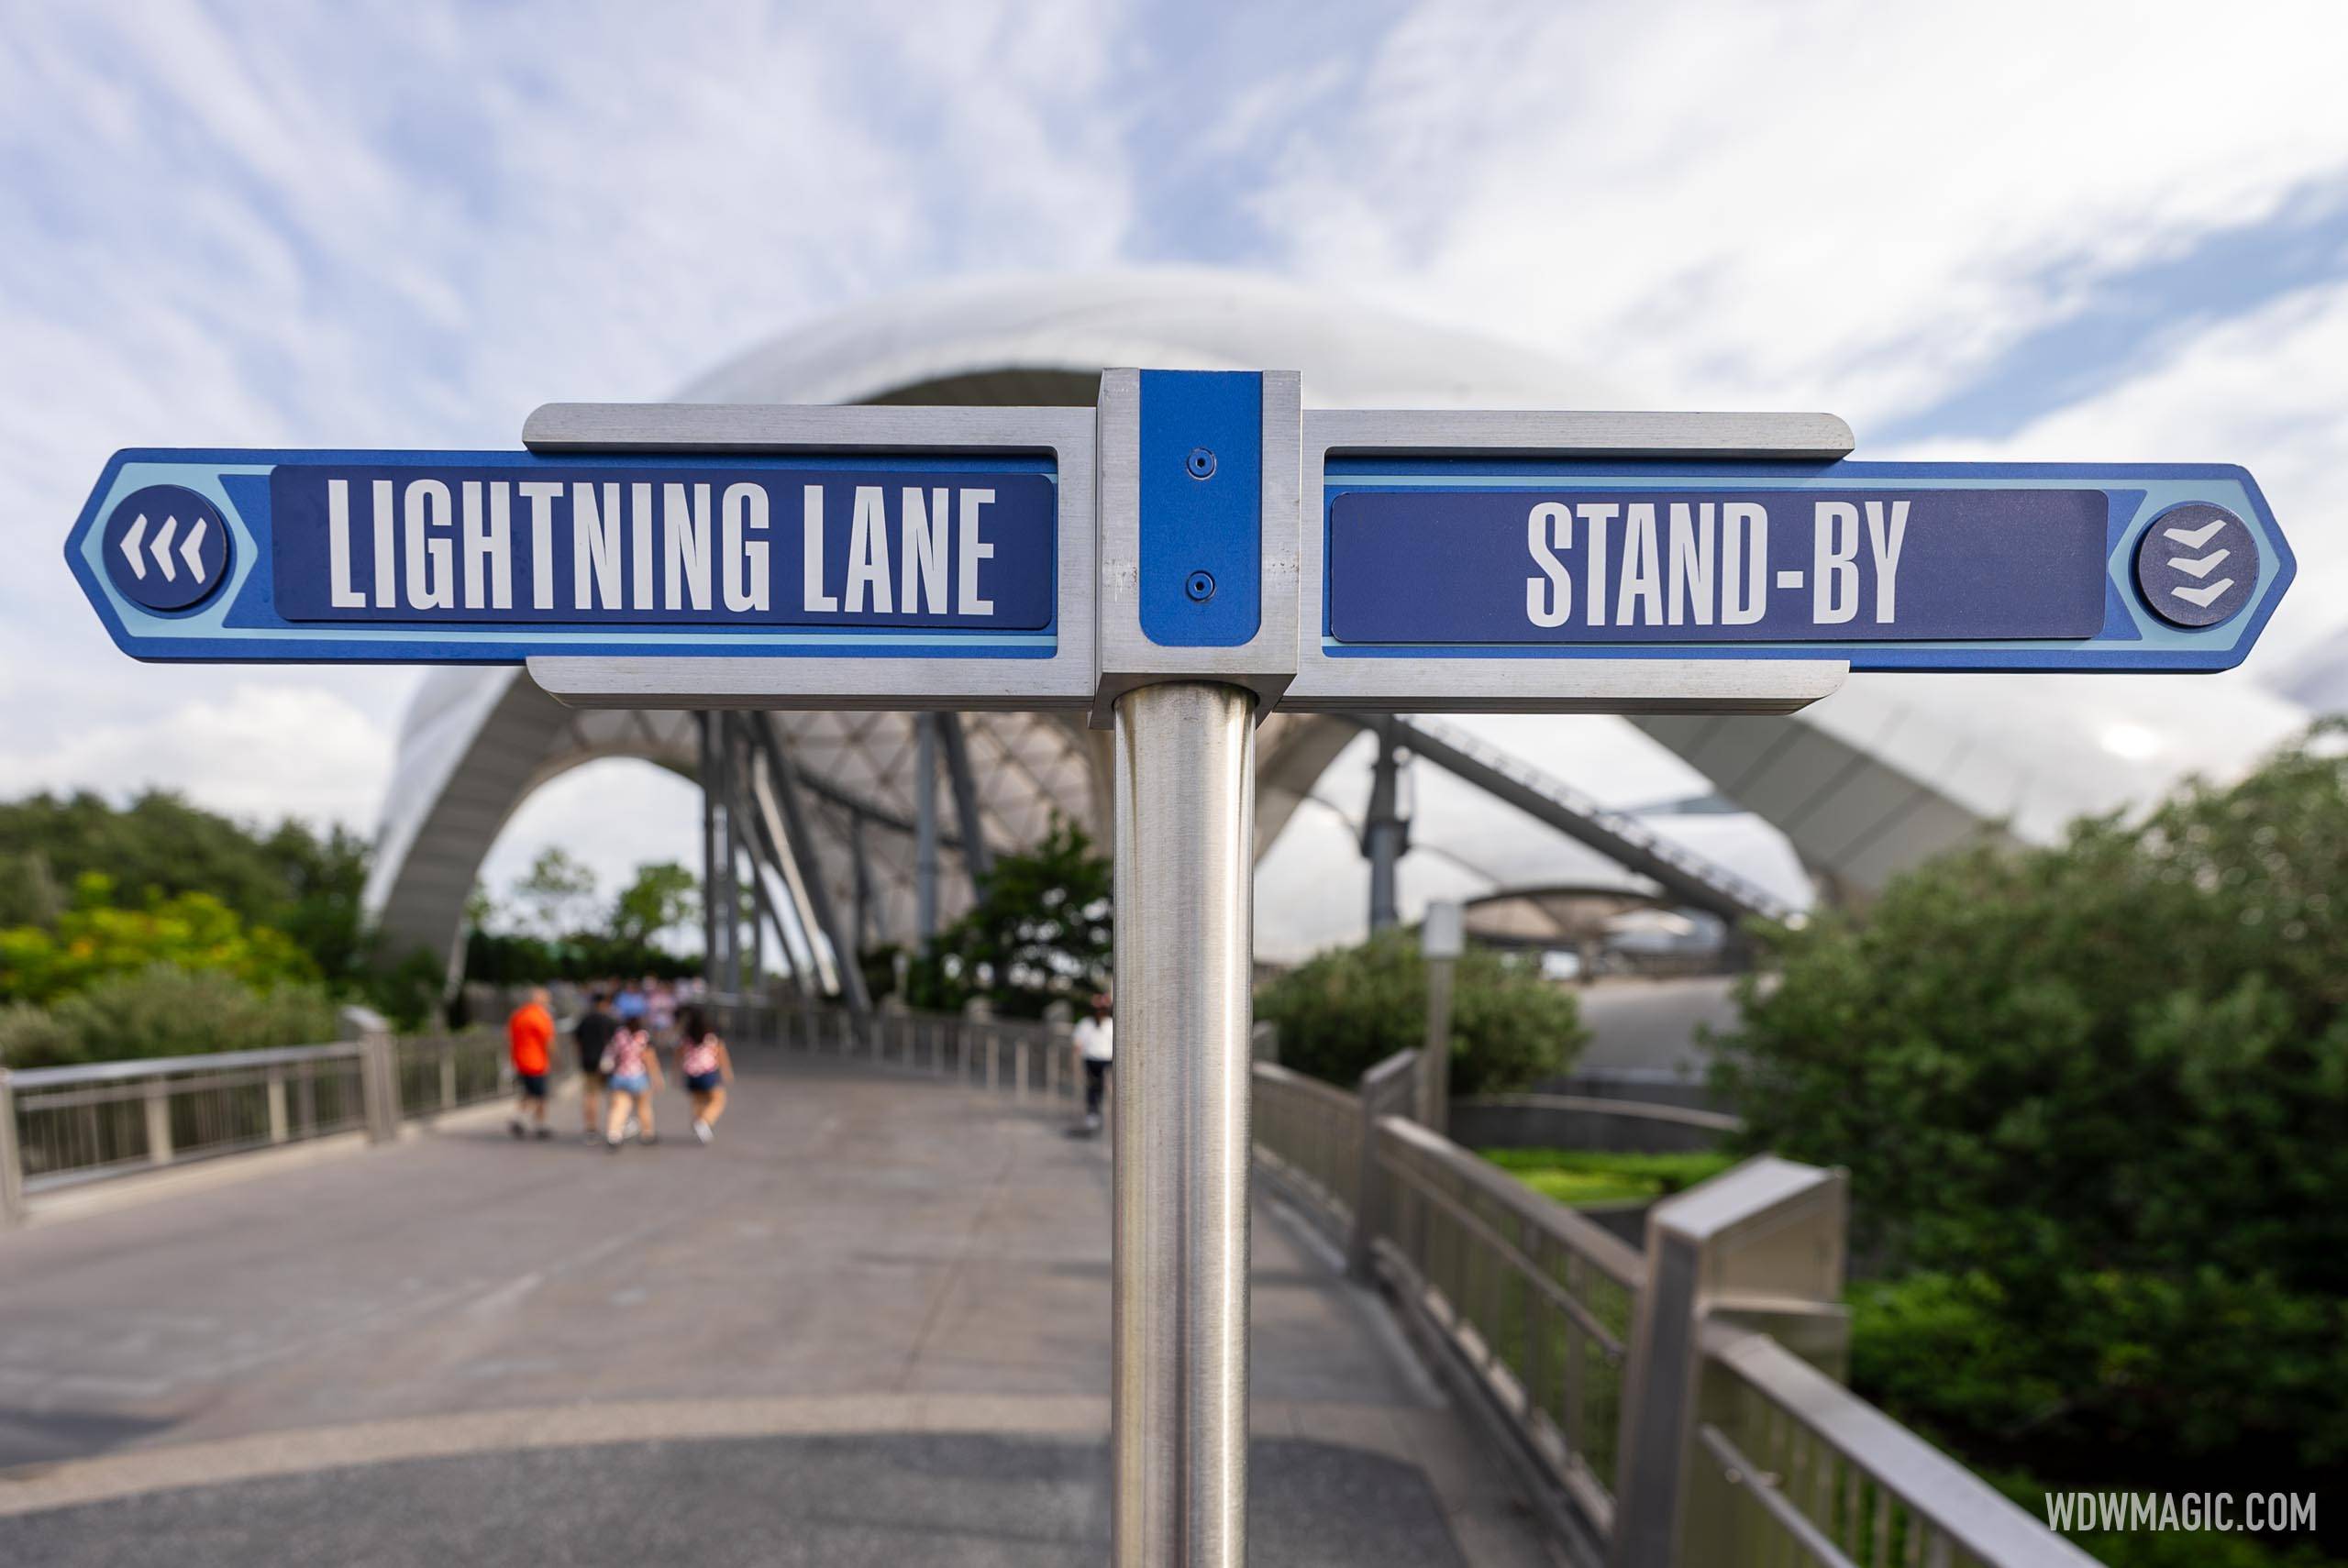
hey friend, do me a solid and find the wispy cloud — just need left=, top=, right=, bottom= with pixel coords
left=6, top=0, right=2347, bottom=943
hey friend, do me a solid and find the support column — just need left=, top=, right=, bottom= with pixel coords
left=849, top=811, right=872, bottom=955
left=1113, top=682, right=1256, bottom=1568
left=1362, top=717, right=1409, bottom=933
left=936, top=710, right=994, bottom=887
left=741, top=712, right=874, bottom=1016
left=915, top=712, right=940, bottom=948
left=699, top=712, right=723, bottom=988
left=718, top=718, right=747, bottom=995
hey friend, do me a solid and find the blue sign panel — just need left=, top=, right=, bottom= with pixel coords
left=70, top=450, right=1059, bottom=664
left=1321, top=460, right=2291, bottom=672
left=1138, top=370, right=1262, bottom=647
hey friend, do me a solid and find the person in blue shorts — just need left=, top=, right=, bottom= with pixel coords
left=601, top=1020, right=662, bottom=1151
left=676, top=1005, right=733, bottom=1144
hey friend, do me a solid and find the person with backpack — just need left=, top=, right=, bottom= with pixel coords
left=601, top=1018, right=663, bottom=1150
left=676, top=1005, right=734, bottom=1144
left=572, top=989, right=620, bottom=1144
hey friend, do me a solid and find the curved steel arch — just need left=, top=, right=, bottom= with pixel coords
left=367, top=269, right=2314, bottom=976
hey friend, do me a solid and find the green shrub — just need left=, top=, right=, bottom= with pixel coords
left=17, top=966, right=342, bottom=1067
left=0, top=1000, right=79, bottom=1069
left=1716, top=723, right=2348, bottom=1480
left=1257, top=928, right=1586, bottom=1095
left=906, top=820, right=1112, bottom=1019
left=0, top=876, right=318, bottom=1004
left=0, top=790, right=370, bottom=980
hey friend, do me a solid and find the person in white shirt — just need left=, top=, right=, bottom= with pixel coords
left=1071, top=992, right=1113, bottom=1133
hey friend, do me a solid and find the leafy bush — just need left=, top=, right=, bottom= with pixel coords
left=1257, top=928, right=1586, bottom=1095
left=0, top=966, right=341, bottom=1068
left=1716, top=723, right=2348, bottom=1485
left=0, top=1001, right=79, bottom=1069
left=0, top=876, right=319, bottom=1004
left=906, top=820, right=1113, bottom=1019
left=0, top=790, right=369, bottom=979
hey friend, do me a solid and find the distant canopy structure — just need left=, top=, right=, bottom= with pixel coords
left=365, top=271, right=2315, bottom=987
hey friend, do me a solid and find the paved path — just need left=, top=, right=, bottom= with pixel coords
left=0, top=1055, right=1558, bottom=1565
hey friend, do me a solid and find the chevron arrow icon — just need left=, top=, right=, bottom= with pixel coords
left=2172, top=578, right=2236, bottom=608
left=121, top=513, right=150, bottom=580
left=151, top=515, right=181, bottom=582
left=2166, top=548, right=2230, bottom=580
left=181, top=518, right=209, bottom=581
left=2164, top=519, right=2228, bottom=548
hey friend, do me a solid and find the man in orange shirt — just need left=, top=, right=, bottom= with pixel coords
left=506, top=987, right=557, bottom=1141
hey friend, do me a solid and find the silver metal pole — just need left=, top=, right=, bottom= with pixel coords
left=1113, top=681, right=1256, bottom=1568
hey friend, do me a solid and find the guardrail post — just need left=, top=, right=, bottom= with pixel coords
left=1609, top=1156, right=1849, bottom=1568
left=0, top=1069, right=26, bottom=1227
left=439, top=1048, right=458, bottom=1112
left=352, top=1014, right=401, bottom=1144
left=1349, top=1048, right=1419, bottom=1282
left=142, top=1078, right=174, bottom=1166
left=266, top=1067, right=290, bottom=1144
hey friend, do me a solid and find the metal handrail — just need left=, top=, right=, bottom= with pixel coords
left=1454, top=1092, right=1743, bottom=1137
left=1253, top=1061, right=1357, bottom=1111
left=1379, top=1113, right=1647, bottom=1287
left=5, top=1029, right=509, bottom=1202
left=1696, top=1323, right=2102, bottom=1567
left=11, top=1041, right=360, bottom=1088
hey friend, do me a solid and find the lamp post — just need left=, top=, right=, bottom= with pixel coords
left=1420, top=900, right=1463, bottom=1134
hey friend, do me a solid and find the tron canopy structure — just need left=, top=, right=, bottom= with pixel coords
left=360, top=271, right=2318, bottom=985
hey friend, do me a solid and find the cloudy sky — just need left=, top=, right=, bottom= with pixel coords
left=6, top=0, right=2347, bottom=946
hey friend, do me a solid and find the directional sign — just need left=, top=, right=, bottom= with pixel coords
left=67, top=387, right=2296, bottom=718
left=69, top=447, right=1062, bottom=664
left=1314, top=458, right=2290, bottom=674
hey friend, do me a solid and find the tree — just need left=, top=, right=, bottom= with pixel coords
left=610, top=861, right=699, bottom=949
left=511, top=846, right=600, bottom=939
left=1257, top=927, right=1586, bottom=1096
left=0, top=874, right=319, bottom=1005
left=907, top=819, right=1112, bottom=1018
left=0, top=790, right=371, bottom=980
left=1713, top=722, right=2348, bottom=1477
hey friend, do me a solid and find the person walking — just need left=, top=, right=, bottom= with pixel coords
left=505, top=988, right=556, bottom=1140
left=572, top=989, right=619, bottom=1144
left=647, top=978, right=678, bottom=1053
left=601, top=1019, right=663, bottom=1150
left=676, top=1005, right=734, bottom=1144
left=1072, top=991, right=1113, bottom=1134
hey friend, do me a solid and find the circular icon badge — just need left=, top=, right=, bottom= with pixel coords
left=2133, top=502, right=2256, bottom=629
left=101, top=485, right=232, bottom=613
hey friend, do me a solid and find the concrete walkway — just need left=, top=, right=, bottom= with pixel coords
left=0, top=1055, right=1558, bottom=1565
